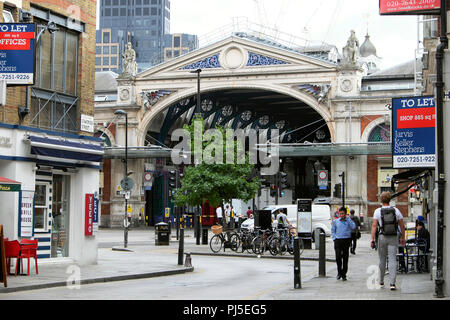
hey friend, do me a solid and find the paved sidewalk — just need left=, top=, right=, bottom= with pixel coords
left=0, top=227, right=446, bottom=300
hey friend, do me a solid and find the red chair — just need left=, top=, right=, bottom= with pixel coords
left=19, top=239, right=39, bottom=275
left=4, top=240, right=21, bottom=276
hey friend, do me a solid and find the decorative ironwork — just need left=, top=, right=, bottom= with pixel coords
left=240, top=110, right=252, bottom=121
left=275, top=120, right=286, bottom=129
left=180, top=54, right=221, bottom=70
left=298, top=84, right=331, bottom=103
left=247, top=52, right=289, bottom=66
left=369, top=124, right=391, bottom=142
left=201, top=99, right=214, bottom=112
left=140, top=90, right=172, bottom=110
left=222, top=105, right=233, bottom=116
left=258, top=115, right=270, bottom=126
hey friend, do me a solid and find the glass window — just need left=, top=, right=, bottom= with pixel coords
left=111, top=46, right=118, bottom=54
left=2, top=10, right=14, bottom=22
left=66, top=32, right=78, bottom=95
left=120, top=8, right=126, bottom=16
left=136, top=8, right=142, bottom=15
left=51, top=175, right=71, bottom=258
left=151, top=7, right=157, bottom=15
left=174, top=36, right=180, bottom=47
left=103, top=57, right=109, bottom=65
left=96, top=57, right=101, bottom=65
left=103, top=46, right=109, bottom=54
left=39, top=29, right=52, bottom=90
left=112, top=8, right=119, bottom=16
left=143, top=7, right=149, bottom=15
left=111, top=57, right=117, bottom=65
left=105, top=8, right=111, bottom=16
left=34, top=184, right=48, bottom=231
left=103, top=32, right=110, bottom=43
left=96, top=46, right=101, bottom=54
left=54, top=31, right=65, bottom=92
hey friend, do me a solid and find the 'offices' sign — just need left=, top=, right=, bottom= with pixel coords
left=0, top=23, right=35, bottom=85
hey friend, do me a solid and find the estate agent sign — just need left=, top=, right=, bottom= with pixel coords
left=0, top=23, right=35, bottom=85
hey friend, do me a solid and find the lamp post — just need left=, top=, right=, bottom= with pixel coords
left=190, top=69, right=202, bottom=244
left=190, top=69, right=201, bottom=115
left=114, top=109, right=129, bottom=248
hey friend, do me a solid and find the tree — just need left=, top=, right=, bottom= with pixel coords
left=173, top=115, right=260, bottom=209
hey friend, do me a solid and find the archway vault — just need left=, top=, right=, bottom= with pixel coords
left=137, top=83, right=335, bottom=147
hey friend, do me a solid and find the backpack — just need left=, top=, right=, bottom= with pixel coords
left=380, top=207, right=398, bottom=236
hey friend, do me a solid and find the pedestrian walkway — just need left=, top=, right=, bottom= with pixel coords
left=0, top=227, right=446, bottom=300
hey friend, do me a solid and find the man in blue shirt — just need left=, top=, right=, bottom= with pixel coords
left=332, top=207, right=356, bottom=281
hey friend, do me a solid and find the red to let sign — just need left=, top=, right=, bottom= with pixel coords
left=396, top=107, right=436, bottom=129
left=380, top=0, right=441, bottom=15
left=85, top=194, right=94, bottom=236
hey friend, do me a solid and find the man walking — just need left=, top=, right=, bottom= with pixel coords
left=350, top=209, right=361, bottom=254
left=331, top=207, right=356, bottom=281
left=371, top=191, right=405, bottom=290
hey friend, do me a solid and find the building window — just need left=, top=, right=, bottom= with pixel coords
left=111, top=46, right=118, bottom=54
left=151, top=7, right=157, bottom=15
left=31, top=19, right=79, bottom=133
left=369, top=123, right=390, bottom=142
left=96, top=46, right=102, bottom=54
left=136, top=8, right=142, bottom=15
left=111, top=57, right=117, bottom=65
left=103, top=57, right=109, bottom=65
left=103, top=32, right=110, bottom=43
left=174, top=36, right=180, bottom=47
left=103, top=46, right=110, bottom=54
left=2, top=9, right=15, bottom=22
left=34, top=183, right=49, bottom=232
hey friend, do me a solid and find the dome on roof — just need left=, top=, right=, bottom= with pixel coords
left=360, top=34, right=377, bottom=58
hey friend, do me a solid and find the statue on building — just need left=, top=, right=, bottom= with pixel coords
left=341, top=30, right=360, bottom=67
left=121, top=42, right=137, bottom=78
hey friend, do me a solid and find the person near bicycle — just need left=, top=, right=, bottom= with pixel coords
left=276, top=208, right=292, bottom=249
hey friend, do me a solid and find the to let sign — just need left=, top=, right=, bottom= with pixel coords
left=392, top=96, right=436, bottom=169
left=85, top=194, right=94, bottom=236
left=0, top=23, right=35, bottom=84
left=380, top=0, right=441, bottom=15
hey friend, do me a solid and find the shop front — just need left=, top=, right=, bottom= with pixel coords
left=0, top=123, right=102, bottom=265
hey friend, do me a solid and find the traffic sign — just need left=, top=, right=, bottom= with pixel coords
left=318, top=170, right=328, bottom=189
left=121, top=177, right=134, bottom=191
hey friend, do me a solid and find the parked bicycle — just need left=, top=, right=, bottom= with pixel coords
left=209, top=225, right=240, bottom=253
left=268, top=227, right=304, bottom=256
left=251, top=228, right=274, bottom=255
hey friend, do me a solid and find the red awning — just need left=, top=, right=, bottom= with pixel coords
left=0, top=176, right=21, bottom=184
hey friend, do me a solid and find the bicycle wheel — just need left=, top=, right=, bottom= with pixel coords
left=268, top=238, right=280, bottom=256
left=210, top=234, right=223, bottom=253
left=252, top=236, right=263, bottom=254
left=279, top=238, right=288, bottom=255
left=229, top=233, right=240, bottom=252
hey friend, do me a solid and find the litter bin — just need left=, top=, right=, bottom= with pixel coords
left=155, top=222, right=170, bottom=246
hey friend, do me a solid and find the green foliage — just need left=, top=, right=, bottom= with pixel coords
left=173, top=115, right=260, bottom=208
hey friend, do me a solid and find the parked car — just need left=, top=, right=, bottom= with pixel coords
left=241, top=204, right=332, bottom=238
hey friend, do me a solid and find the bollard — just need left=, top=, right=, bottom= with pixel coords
left=196, top=215, right=201, bottom=245
left=184, top=252, right=192, bottom=268
left=178, top=228, right=184, bottom=265
left=319, top=232, right=326, bottom=277
left=202, top=228, right=208, bottom=245
left=294, top=237, right=302, bottom=289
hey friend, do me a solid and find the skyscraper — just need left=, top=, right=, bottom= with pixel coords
left=97, top=0, right=171, bottom=73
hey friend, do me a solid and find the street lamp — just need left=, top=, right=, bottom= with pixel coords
left=189, top=68, right=202, bottom=243
left=114, top=109, right=129, bottom=248
left=190, top=69, right=201, bottom=115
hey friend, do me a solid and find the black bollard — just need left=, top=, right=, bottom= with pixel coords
left=196, top=215, right=201, bottom=245
left=178, top=228, right=184, bottom=265
left=294, top=237, right=302, bottom=289
left=319, top=232, right=326, bottom=277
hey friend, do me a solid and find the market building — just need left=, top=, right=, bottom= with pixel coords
left=0, top=0, right=101, bottom=265
left=94, top=25, right=419, bottom=230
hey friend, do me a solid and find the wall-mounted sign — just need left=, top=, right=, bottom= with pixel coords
left=392, top=96, right=436, bottom=168
left=0, top=23, right=35, bottom=84
left=80, top=114, right=94, bottom=133
left=19, top=191, right=34, bottom=237
left=380, top=0, right=441, bottom=15
left=85, top=194, right=94, bottom=236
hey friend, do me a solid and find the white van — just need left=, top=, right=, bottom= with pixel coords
left=241, top=204, right=332, bottom=237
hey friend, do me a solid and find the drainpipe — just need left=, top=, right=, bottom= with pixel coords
left=435, top=0, right=447, bottom=298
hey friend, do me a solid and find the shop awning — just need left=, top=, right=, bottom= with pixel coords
left=391, top=169, right=432, bottom=184
left=27, top=135, right=104, bottom=164
left=0, top=176, right=21, bottom=192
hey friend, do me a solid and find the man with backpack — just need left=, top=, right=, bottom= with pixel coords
left=371, top=191, right=405, bottom=290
